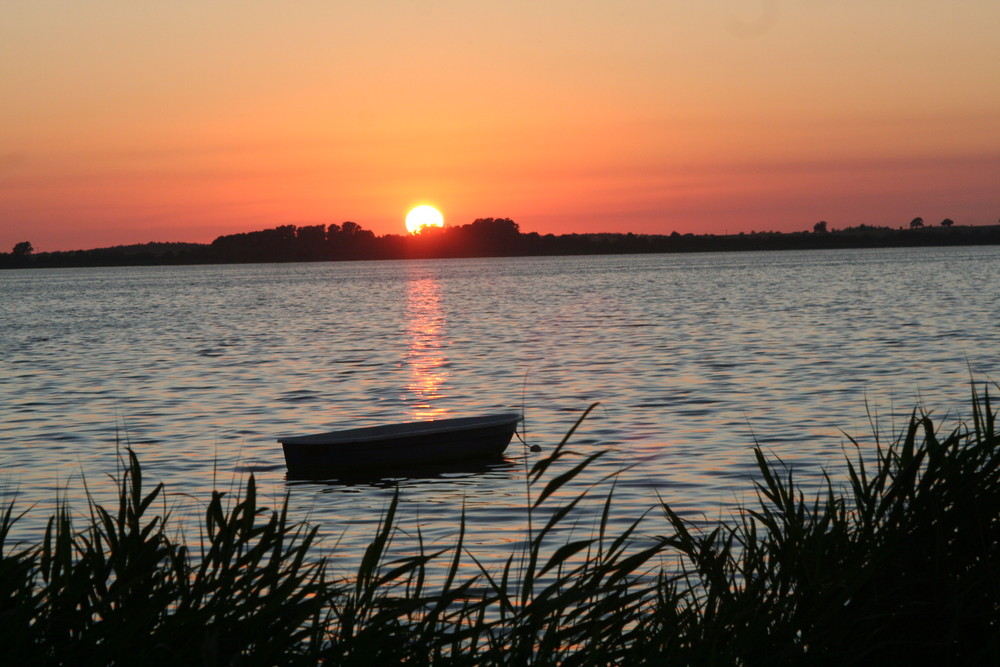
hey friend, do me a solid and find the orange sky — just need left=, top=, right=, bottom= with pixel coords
left=2, top=1, right=999, bottom=252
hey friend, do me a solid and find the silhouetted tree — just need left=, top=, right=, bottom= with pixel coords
left=910, top=217, right=924, bottom=229
left=941, top=218, right=954, bottom=227
left=296, top=225, right=325, bottom=244
left=813, top=221, right=828, bottom=233
left=12, top=241, right=33, bottom=257
left=470, top=217, right=519, bottom=234
left=458, top=218, right=521, bottom=255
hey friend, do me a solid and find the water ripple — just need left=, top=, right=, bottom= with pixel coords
left=1, top=248, right=999, bottom=570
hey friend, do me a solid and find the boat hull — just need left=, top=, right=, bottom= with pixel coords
left=279, top=413, right=521, bottom=475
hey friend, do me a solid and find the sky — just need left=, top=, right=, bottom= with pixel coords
left=2, top=1, right=999, bottom=252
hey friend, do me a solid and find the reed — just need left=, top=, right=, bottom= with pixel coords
left=1, top=385, right=998, bottom=665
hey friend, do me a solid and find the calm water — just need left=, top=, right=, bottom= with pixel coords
left=2, top=247, right=999, bottom=576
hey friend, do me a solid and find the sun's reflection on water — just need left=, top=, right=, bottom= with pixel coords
left=404, top=271, right=450, bottom=420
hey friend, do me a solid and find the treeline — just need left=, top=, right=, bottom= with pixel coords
left=4, top=218, right=1000, bottom=268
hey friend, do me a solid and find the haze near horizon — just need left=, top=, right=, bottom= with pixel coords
left=2, top=1, right=999, bottom=252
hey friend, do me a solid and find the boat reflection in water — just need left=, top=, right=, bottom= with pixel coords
left=285, top=455, right=520, bottom=486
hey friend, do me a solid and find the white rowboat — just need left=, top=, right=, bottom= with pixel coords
left=279, top=413, right=521, bottom=475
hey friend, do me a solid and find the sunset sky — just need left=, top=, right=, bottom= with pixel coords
left=3, top=1, right=999, bottom=252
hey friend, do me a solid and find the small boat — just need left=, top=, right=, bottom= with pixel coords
left=279, top=412, right=521, bottom=475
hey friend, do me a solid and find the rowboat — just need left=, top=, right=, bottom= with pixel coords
left=279, top=412, right=521, bottom=475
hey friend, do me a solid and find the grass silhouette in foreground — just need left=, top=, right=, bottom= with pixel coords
left=2, top=387, right=998, bottom=665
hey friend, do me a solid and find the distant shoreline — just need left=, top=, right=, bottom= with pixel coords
left=4, top=220, right=1000, bottom=269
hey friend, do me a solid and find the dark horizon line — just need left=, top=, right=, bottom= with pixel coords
left=4, top=218, right=1000, bottom=269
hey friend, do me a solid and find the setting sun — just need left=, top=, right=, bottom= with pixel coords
left=405, top=205, right=445, bottom=234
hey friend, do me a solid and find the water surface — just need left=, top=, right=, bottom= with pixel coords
left=2, top=247, right=998, bottom=574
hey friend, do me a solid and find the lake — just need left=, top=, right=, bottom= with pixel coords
left=2, top=247, right=999, bottom=577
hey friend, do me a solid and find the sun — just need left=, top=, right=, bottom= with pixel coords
left=406, top=205, right=444, bottom=234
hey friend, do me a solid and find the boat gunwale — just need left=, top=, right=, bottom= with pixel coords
left=278, top=412, right=521, bottom=447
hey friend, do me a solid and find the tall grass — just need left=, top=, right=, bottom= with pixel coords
left=1, top=449, right=328, bottom=665
left=2, top=385, right=998, bottom=665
